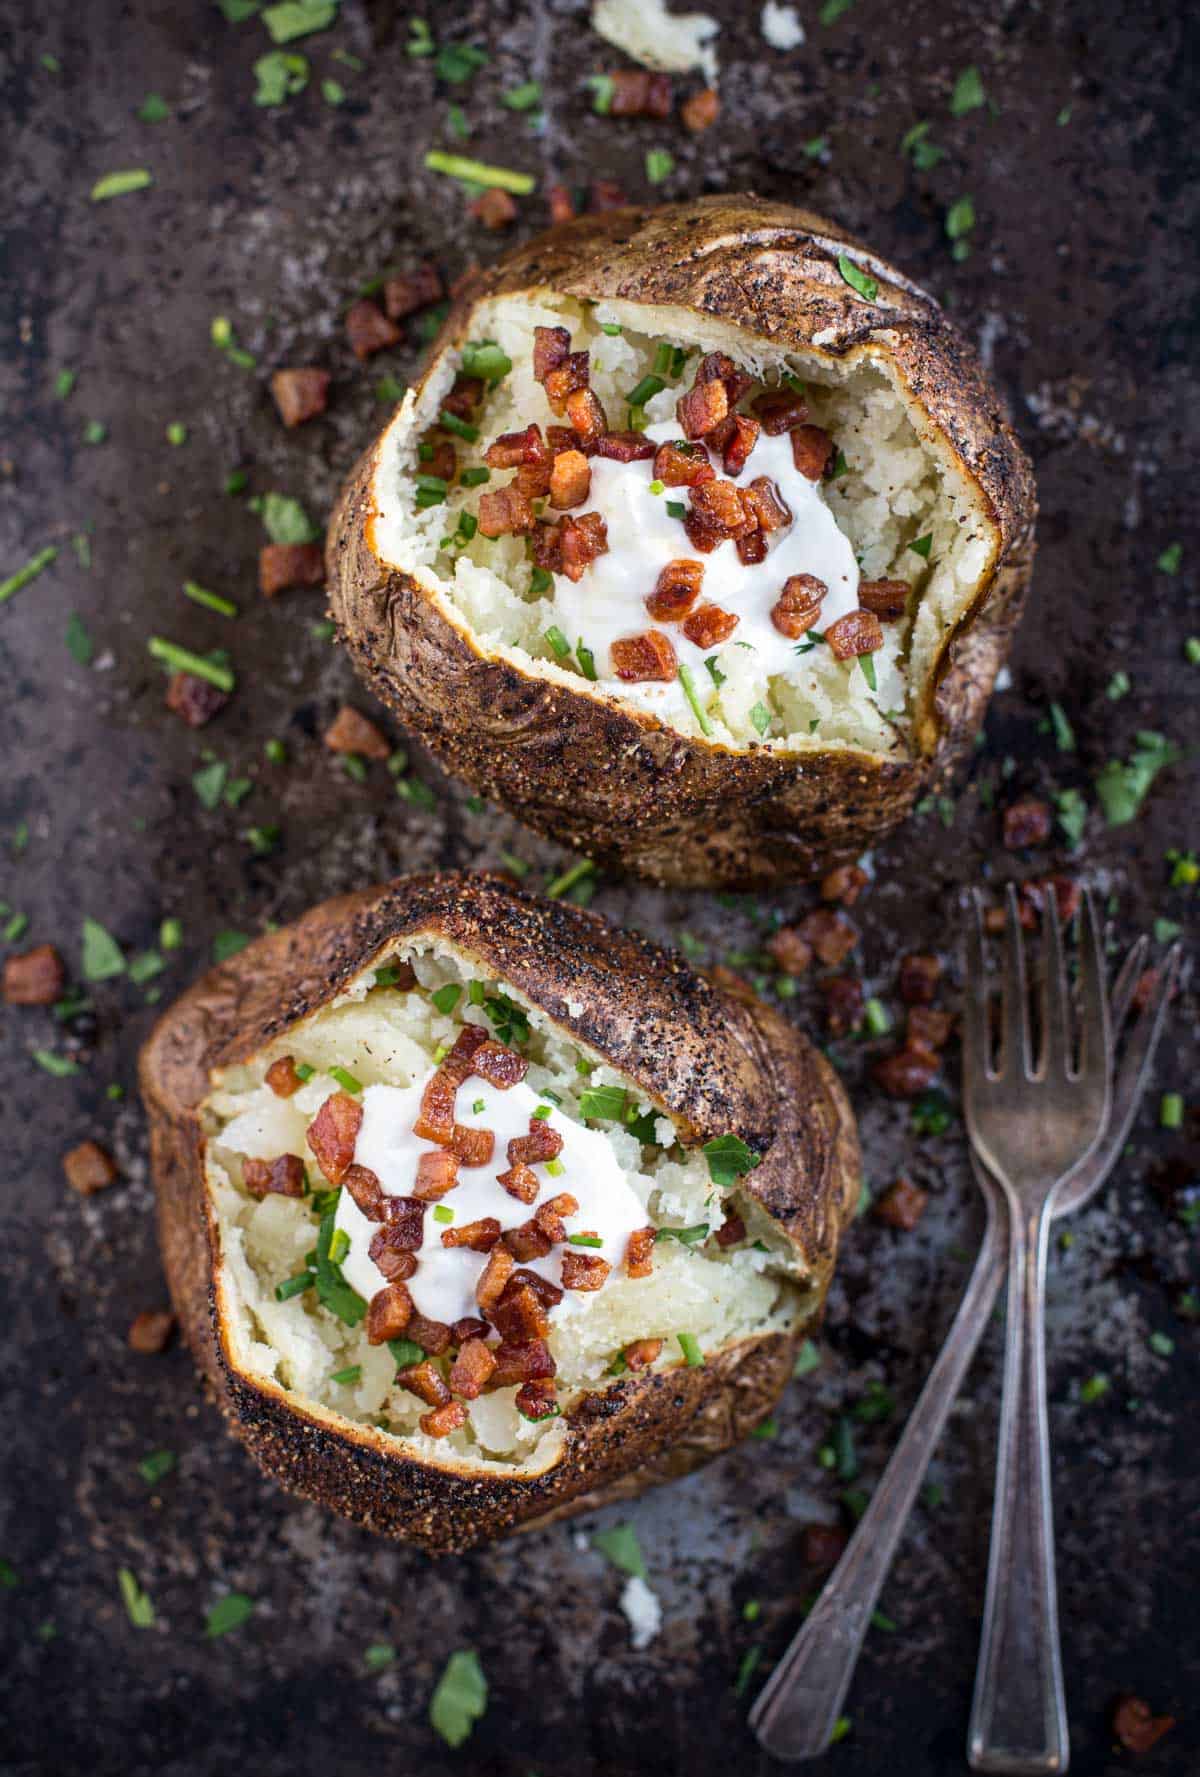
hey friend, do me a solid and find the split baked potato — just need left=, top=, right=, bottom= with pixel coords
left=327, top=195, right=1036, bottom=888
left=139, top=872, right=859, bottom=1553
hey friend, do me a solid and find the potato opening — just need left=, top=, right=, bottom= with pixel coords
left=372, top=292, right=995, bottom=756
left=202, top=939, right=808, bottom=1474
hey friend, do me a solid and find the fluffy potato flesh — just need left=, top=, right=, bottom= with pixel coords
left=372, top=293, right=995, bottom=756
left=203, top=938, right=809, bottom=1475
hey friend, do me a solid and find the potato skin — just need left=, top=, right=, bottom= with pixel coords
left=139, top=871, right=859, bottom=1554
left=327, top=195, right=1036, bottom=889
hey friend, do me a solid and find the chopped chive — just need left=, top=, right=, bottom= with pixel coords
left=159, top=917, right=183, bottom=950
left=147, top=638, right=234, bottom=692
left=627, top=403, right=647, bottom=432
left=546, top=1157, right=565, bottom=1176
left=433, top=1204, right=454, bottom=1224
left=532, top=1103, right=554, bottom=1120
left=472, top=1097, right=485, bottom=1113
left=859, top=652, right=877, bottom=691
left=329, top=1066, right=363, bottom=1094
left=275, top=1272, right=313, bottom=1301
left=544, top=625, right=571, bottom=659
left=1079, top=1372, right=1110, bottom=1404
left=294, top=1062, right=314, bottom=1082
left=655, top=1223, right=709, bottom=1247
left=456, top=512, right=478, bottom=542
left=388, top=1337, right=424, bottom=1368
left=837, top=253, right=878, bottom=302
left=415, top=474, right=449, bottom=494
left=864, top=998, right=890, bottom=1035
left=118, top=1567, right=155, bottom=1628
left=567, top=1233, right=603, bottom=1248
left=910, top=532, right=933, bottom=559
left=415, top=488, right=446, bottom=508
left=677, top=1332, right=704, bottom=1367
left=499, top=849, right=529, bottom=878
left=1160, top=1093, right=1184, bottom=1129
left=645, top=148, right=675, bottom=185
left=587, top=73, right=614, bottom=114
left=439, top=408, right=479, bottom=441
left=460, top=340, right=512, bottom=381
left=432, top=983, right=462, bottom=1015
left=460, top=465, right=491, bottom=487
left=91, top=168, right=153, bottom=202
left=424, top=151, right=534, bottom=194
left=545, top=857, right=595, bottom=899
left=528, top=567, right=553, bottom=597
left=328, top=1229, right=350, bottom=1265
left=331, top=1365, right=362, bottom=1385
left=600, top=321, right=623, bottom=336
left=649, top=478, right=665, bottom=495
left=666, top=500, right=686, bottom=519
left=576, top=639, right=598, bottom=679
left=627, top=374, right=665, bottom=408
left=165, top=421, right=187, bottom=446
left=501, top=80, right=542, bottom=112
left=677, top=663, right=713, bottom=736
left=137, top=1449, right=176, bottom=1484
left=0, top=545, right=58, bottom=604
left=468, top=980, right=486, bottom=1005
left=183, top=580, right=238, bottom=618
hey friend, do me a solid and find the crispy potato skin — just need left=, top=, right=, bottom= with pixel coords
left=327, top=196, right=1036, bottom=888
left=139, top=871, right=859, bottom=1553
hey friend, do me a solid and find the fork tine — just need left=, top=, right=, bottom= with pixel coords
left=1110, top=934, right=1150, bottom=1038
left=1075, top=887, right=1110, bottom=1080
left=1040, top=885, right=1071, bottom=1078
left=962, top=889, right=992, bottom=1083
left=1000, top=883, right=1032, bottom=1079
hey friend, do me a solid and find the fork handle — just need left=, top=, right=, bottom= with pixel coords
left=749, top=1191, right=1005, bottom=1762
left=968, top=1194, right=1068, bottom=1774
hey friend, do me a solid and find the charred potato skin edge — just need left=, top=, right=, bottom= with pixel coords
left=327, top=195, right=1036, bottom=889
left=139, top=871, right=860, bottom=1554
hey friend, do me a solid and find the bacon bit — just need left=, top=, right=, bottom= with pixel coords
left=1131, top=967, right=1172, bottom=1015
left=875, top=1177, right=930, bottom=1231
left=490, top=1337, right=556, bottom=1386
left=1111, top=1696, right=1176, bottom=1755
left=365, top=1280, right=413, bottom=1344
left=735, top=527, right=768, bottom=566
left=546, top=424, right=587, bottom=456
left=258, top=542, right=324, bottom=597
left=420, top=1399, right=468, bottom=1437
left=820, top=864, right=869, bottom=907
left=717, top=414, right=758, bottom=477
left=790, top=424, right=835, bottom=480
left=515, top=1378, right=559, bottom=1420
left=588, top=179, right=627, bottom=210
left=414, top=1070, right=458, bottom=1144
left=449, top=1337, right=497, bottom=1399
left=681, top=86, right=720, bottom=132
left=543, top=350, right=591, bottom=412
left=611, top=629, right=677, bottom=682
left=620, top=1224, right=656, bottom=1280
left=306, top=1091, right=363, bottom=1185
left=825, top=609, right=885, bottom=659
left=751, top=388, right=808, bottom=434
left=549, top=448, right=591, bottom=509
left=345, top=298, right=401, bottom=360
left=497, top=1161, right=540, bottom=1204
left=561, top=1250, right=611, bottom=1291
left=609, top=69, right=674, bottom=117
left=801, top=1523, right=849, bottom=1569
left=623, top=1337, right=664, bottom=1370
left=1021, top=875, right=1083, bottom=926
left=485, top=423, right=549, bottom=470
left=533, top=325, right=571, bottom=385
left=443, top=373, right=483, bottom=418
left=62, top=1140, right=118, bottom=1196
left=821, top=973, right=865, bottom=1036
left=1003, top=798, right=1053, bottom=850
left=422, top=436, right=457, bottom=483
left=383, top=262, right=443, bottom=321
left=715, top=1209, right=747, bottom=1248
left=3, top=944, right=66, bottom=1006
left=323, top=704, right=390, bottom=760
left=653, top=439, right=714, bottom=487
left=270, top=368, right=330, bottom=430
left=766, top=926, right=813, bottom=977
left=547, top=183, right=575, bottom=224
left=263, top=1055, right=303, bottom=1099
left=502, top=1220, right=554, bottom=1261
left=441, top=1215, right=502, bottom=1252
left=742, top=476, right=792, bottom=534
left=646, top=559, right=704, bottom=621
left=451, top=1315, right=490, bottom=1343
left=451, top=1123, right=495, bottom=1167
left=128, top=1310, right=175, bottom=1354
left=859, top=578, right=912, bottom=621
left=413, top=1148, right=461, bottom=1201
left=165, top=670, right=229, bottom=728
left=396, top=1358, right=451, bottom=1407
left=696, top=352, right=752, bottom=402
left=515, top=460, right=554, bottom=499
left=908, top=1005, right=955, bottom=1050
left=377, top=956, right=417, bottom=991
left=531, top=520, right=565, bottom=576
left=689, top=477, right=751, bottom=540
left=407, top=1312, right=453, bottom=1356
left=677, top=375, right=729, bottom=441
left=368, top=1235, right=418, bottom=1281
left=558, top=510, right=609, bottom=580
left=372, top=1197, right=426, bottom=1257
left=472, top=1040, right=528, bottom=1089
left=683, top=603, right=739, bottom=649
left=442, top=1023, right=488, bottom=1086
left=477, top=485, right=537, bottom=538
left=565, top=386, right=608, bottom=444
left=594, top=431, right=657, bottom=462
left=530, top=1201, right=567, bottom=1244
left=243, top=1155, right=307, bottom=1199
left=476, top=1245, right=515, bottom=1313
left=873, top=1044, right=941, bottom=1098
left=898, top=952, right=941, bottom=1004
left=771, top=573, right=826, bottom=638
left=798, top=908, right=860, bottom=966
left=491, top=1281, right=551, bottom=1343
left=469, top=187, right=518, bottom=230
left=508, top=1118, right=565, bottom=1167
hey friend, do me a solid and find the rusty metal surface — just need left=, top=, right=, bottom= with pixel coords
left=1, top=2, right=1196, bottom=1773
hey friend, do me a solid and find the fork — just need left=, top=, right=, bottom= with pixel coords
left=749, top=926, right=1176, bottom=1766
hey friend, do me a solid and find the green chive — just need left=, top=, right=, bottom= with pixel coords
left=92, top=169, right=153, bottom=202
left=460, top=465, right=491, bottom=486
left=501, top=81, right=542, bottom=112
left=677, top=663, right=713, bottom=737
left=576, top=640, right=598, bottom=679
left=137, top=1449, right=176, bottom=1484
left=1079, top=1373, right=1110, bottom=1404
left=275, top=1272, right=313, bottom=1301
left=859, top=652, right=877, bottom=691
left=649, top=479, right=665, bottom=495
left=416, top=474, right=448, bottom=494
left=204, top=1593, right=254, bottom=1638
left=837, top=253, right=878, bottom=302
left=645, top=149, right=675, bottom=185
left=666, top=500, right=686, bottom=519
left=0, top=545, right=58, bottom=604
left=424, top=151, right=534, bottom=194
left=329, top=1066, right=363, bottom=1094
left=529, top=566, right=553, bottom=595
left=544, top=626, right=571, bottom=659
left=118, top=1567, right=155, bottom=1628
left=183, top=580, right=238, bottom=618
left=433, top=1204, right=454, bottom=1224
left=331, top=1365, right=361, bottom=1385
left=468, top=980, right=486, bottom=1005
left=472, top=1097, right=485, bottom=1113
left=545, top=857, right=595, bottom=899
left=567, top=1233, right=603, bottom=1248
left=388, top=1338, right=424, bottom=1368
left=587, top=74, right=614, bottom=114
left=627, top=374, right=665, bottom=408
left=1160, top=1093, right=1184, bottom=1129
left=294, top=1062, right=314, bottom=1082
left=909, top=532, right=933, bottom=558
left=328, top=1229, right=350, bottom=1265
left=432, top=983, right=462, bottom=1015
left=265, top=738, right=287, bottom=765
left=545, top=1157, right=564, bottom=1177
left=147, top=638, right=234, bottom=692
left=864, top=998, right=890, bottom=1035
left=460, top=340, right=512, bottom=381
left=439, top=409, right=479, bottom=441
left=601, top=322, right=623, bottom=336
left=677, top=1332, right=704, bottom=1367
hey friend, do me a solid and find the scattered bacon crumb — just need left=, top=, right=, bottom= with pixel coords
left=742, top=476, right=792, bottom=533
left=565, top=386, right=608, bottom=444
left=821, top=973, right=865, bottom=1036
left=681, top=86, right=720, bottom=133
left=441, top=1216, right=502, bottom=1252
left=609, top=69, right=673, bottom=117
left=451, top=1315, right=490, bottom=1343
left=696, top=352, right=751, bottom=402
left=368, top=1234, right=418, bottom=1280
left=469, top=187, right=518, bottom=230
left=531, top=1197, right=571, bottom=1244
left=365, top=1280, right=413, bottom=1344
left=473, top=1040, right=528, bottom=1089
left=647, top=559, right=704, bottom=621
left=549, top=449, right=591, bottom=508
left=1131, top=968, right=1168, bottom=1014
left=873, top=1045, right=941, bottom=1098
left=476, top=1245, right=515, bottom=1314
left=442, top=375, right=484, bottom=419
left=515, top=1378, right=559, bottom=1420
left=243, top=1155, right=307, bottom=1199
left=561, top=1250, right=612, bottom=1291
left=677, top=375, right=729, bottom=441
left=491, top=1281, right=551, bottom=1343
left=688, top=477, right=751, bottom=542
left=477, top=485, right=536, bottom=538
left=517, top=1268, right=565, bottom=1309
left=451, top=1123, right=495, bottom=1167
left=422, top=436, right=457, bottom=483
left=771, top=573, right=826, bottom=638
left=128, top=1310, right=175, bottom=1355
left=790, top=424, right=834, bottom=480
left=653, top=439, right=714, bottom=487
left=449, top=1337, right=497, bottom=1399
left=721, top=414, right=760, bottom=477
left=270, top=367, right=330, bottom=429
left=413, top=1148, right=461, bottom=1201
left=766, top=926, right=814, bottom=977
left=414, top=1069, right=458, bottom=1144
left=508, top=1118, right=565, bottom=1166
left=736, top=527, right=768, bottom=566
left=558, top=510, right=609, bottom=580
left=1021, top=875, right=1083, bottom=927
left=547, top=182, right=575, bottom=224
left=533, top=325, right=571, bottom=384
left=442, top=1023, right=488, bottom=1085
left=623, top=1337, right=664, bottom=1369
left=396, top=1357, right=452, bottom=1407
left=420, top=1400, right=468, bottom=1438
left=62, top=1140, right=117, bottom=1196
left=611, top=629, right=677, bottom=682
left=594, top=431, right=657, bottom=462
left=485, top=423, right=549, bottom=470
left=515, top=460, right=553, bottom=499
left=372, top=1197, right=426, bottom=1257
left=908, top=1005, right=954, bottom=1050
left=683, top=603, right=739, bottom=648
left=544, top=351, right=591, bottom=412
left=588, top=179, right=627, bottom=211
left=258, top=542, right=324, bottom=597
left=165, top=670, right=229, bottom=728
left=876, top=1177, right=930, bottom=1231
left=3, top=944, right=65, bottom=1006
left=1003, top=799, right=1053, bottom=850
left=407, top=1312, right=453, bottom=1356
left=898, top=952, right=941, bottom=1004
left=383, top=262, right=443, bottom=321
left=306, top=1091, right=363, bottom=1185
left=714, top=1209, right=746, bottom=1248
left=801, top=1523, right=849, bottom=1569
left=497, top=1160, right=540, bottom=1204
left=502, top=1220, right=554, bottom=1261
left=751, top=388, right=808, bottom=434
left=798, top=909, right=860, bottom=966
left=858, top=578, right=911, bottom=621
left=826, top=609, right=884, bottom=659
left=345, top=298, right=401, bottom=360
left=821, top=864, right=869, bottom=906
left=490, top=1337, right=556, bottom=1387
left=264, top=1056, right=304, bottom=1098
left=1111, top=1696, right=1176, bottom=1754
left=323, top=704, right=389, bottom=759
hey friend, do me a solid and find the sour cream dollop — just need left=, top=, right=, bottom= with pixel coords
left=335, top=1076, right=649, bottom=1325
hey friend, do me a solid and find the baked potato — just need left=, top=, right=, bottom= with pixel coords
left=139, top=871, right=859, bottom=1553
left=327, top=195, right=1036, bottom=889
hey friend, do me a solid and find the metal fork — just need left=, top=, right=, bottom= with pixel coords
left=750, top=925, right=1176, bottom=1766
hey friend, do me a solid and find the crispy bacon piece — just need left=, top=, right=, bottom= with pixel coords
left=858, top=578, right=911, bottom=620
left=406, top=1312, right=453, bottom=1356
left=549, top=449, right=591, bottom=508
left=905, top=1005, right=952, bottom=1052
left=595, top=431, right=657, bottom=462
left=265, top=1055, right=304, bottom=1098
left=898, top=952, right=941, bottom=1004
left=646, top=559, right=704, bottom=621
left=258, top=542, right=324, bottom=597
left=801, top=1523, right=849, bottom=1569
left=790, top=423, right=834, bottom=480
left=128, top=1310, right=175, bottom=1354
left=442, top=376, right=485, bottom=420
left=365, top=1281, right=413, bottom=1344
left=307, top=1091, right=363, bottom=1185
left=516, top=1378, right=559, bottom=1420
left=477, top=485, right=536, bottom=538
left=346, top=298, right=401, bottom=360
left=558, top=511, right=608, bottom=580
left=533, top=325, right=571, bottom=385
left=243, top=1155, right=307, bottom=1199
left=515, top=460, right=554, bottom=499
left=396, top=1358, right=452, bottom=1407
left=420, top=1399, right=468, bottom=1438
left=476, top=1245, right=515, bottom=1314
left=497, top=1161, right=540, bottom=1204
left=451, top=1315, right=490, bottom=1343
left=532, top=1191, right=578, bottom=1244
left=441, top=1216, right=502, bottom=1252
left=489, top=1338, right=556, bottom=1387
left=565, top=386, right=608, bottom=444
left=485, top=423, right=549, bottom=470
left=414, top=1071, right=457, bottom=1144
left=651, top=441, right=712, bottom=490
left=502, top=1219, right=554, bottom=1261
left=681, top=86, right=720, bottom=132
left=449, top=1337, right=497, bottom=1400
left=798, top=909, right=860, bottom=966
left=735, top=527, right=768, bottom=566
left=413, top=1149, right=461, bottom=1201
left=3, top=943, right=66, bottom=1006
left=715, top=1208, right=747, bottom=1248
left=876, top=1178, right=930, bottom=1232
left=766, top=926, right=813, bottom=977
left=422, top=436, right=457, bottom=483
left=543, top=351, right=591, bottom=412
left=821, top=864, right=869, bottom=906
left=508, top=1117, right=565, bottom=1167
left=620, top=1342, right=662, bottom=1378
left=472, top=1040, right=528, bottom=1088
left=547, top=424, right=588, bottom=456
left=821, top=973, right=865, bottom=1036
left=491, top=1281, right=551, bottom=1343
left=609, top=69, right=673, bottom=117
left=62, top=1140, right=118, bottom=1196
left=546, top=183, right=575, bottom=224
left=165, top=670, right=230, bottom=728
left=751, top=388, right=808, bottom=434
left=588, top=179, right=627, bottom=211
left=470, top=187, right=518, bottom=230
left=1003, top=798, right=1053, bottom=850
left=324, top=704, right=390, bottom=759
left=383, top=261, right=443, bottom=321
left=742, top=477, right=792, bottom=533
left=683, top=604, right=739, bottom=648
left=368, top=1235, right=418, bottom=1281
left=721, top=414, right=760, bottom=477
left=689, top=478, right=751, bottom=539
left=442, top=1023, right=488, bottom=1085
left=451, top=1123, right=495, bottom=1167
left=371, top=1198, right=426, bottom=1259
left=873, top=1044, right=941, bottom=1098
left=611, top=629, right=677, bottom=682
left=676, top=375, right=729, bottom=441
left=270, top=367, right=330, bottom=429
left=531, top=520, right=565, bottom=576
left=561, top=1250, right=611, bottom=1291
left=1021, top=875, right=1083, bottom=926
left=697, top=352, right=752, bottom=403
left=826, top=609, right=884, bottom=659
left=514, top=1269, right=564, bottom=1309
left=625, top=1226, right=656, bottom=1279
left=1111, top=1697, right=1176, bottom=1755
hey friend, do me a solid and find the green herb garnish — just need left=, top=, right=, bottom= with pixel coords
left=645, top=149, right=674, bottom=185
left=578, top=1085, right=627, bottom=1121
left=654, top=1223, right=709, bottom=1247
left=1, top=545, right=58, bottom=604
left=949, top=65, right=985, bottom=116
left=1094, top=731, right=1178, bottom=825
left=677, top=1332, right=704, bottom=1368
left=424, top=151, right=533, bottom=194
left=118, top=1568, right=154, bottom=1628
left=183, top=580, right=238, bottom=619
left=253, top=49, right=309, bottom=106
left=591, top=1522, right=647, bottom=1579
left=148, top=638, right=234, bottom=692
left=576, top=639, right=598, bottom=679
left=328, top=1065, right=363, bottom=1093
left=677, top=663, right=713, bottom=736
left=703, top=1133, right=761, bottom=1188
left=205, top=1592, right=255, bottom=1637
left=430, top=1649, right=488, bottom=1749
left=81, top=917, right=125, bottom=981
left=91, top=169, right=153, bottom=202
left=837, top=253, right=878, bottom=303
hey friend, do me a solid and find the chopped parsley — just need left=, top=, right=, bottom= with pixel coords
left=1156, top=541, right=1182, bottom=575
left=137, top=1449, right=176, bottom=1485
left=578, top=1085, right=628, bottom=1122
left=430, top=1652, right=489, bottom=1749
left=645, top=149, right=675, bottom=185
left=949, top=65, right=985, bottom=116
left=586, top=74, right=614, bottom=114
left=65, top=612, right=93, bottom=665
left=253, top=50, right=309, bottom=106
left=909, top=532, right=933, bottom=559
left=591, top=1522, right=647, bottom=1579
left=1094, top=731, right=1178, bottom=825
left=502, top=80, right=542, bottom=111
left=82, top=917, right=124, bottom=981
left=204, top=1592, right=255, bottom=1637
left=432, top=983, right=462, bottom=1015
left=703, top=1133, right=760, bottom=1188
left=837, top=253, right=878, bottom=303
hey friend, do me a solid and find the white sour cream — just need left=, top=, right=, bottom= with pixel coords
left=334, top=1077, right=649, bottom=1325
left=548, top=419, right=860, bottom=721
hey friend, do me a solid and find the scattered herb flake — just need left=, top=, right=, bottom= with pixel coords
left=204, top=1592, right=255, bottom=1637
left=703, top=1133, right=761, bottom=1188
left=212, top=931, right=250, bottom=962
left=1079, top=1372, right=1110, bottom=1405
left=54, top=367, right=76, bottom=399
left=837, top=254, right=877, bottom=301
left=0, top=545, right=58, bottom=605
left=253, top=50, right=309, bottom=106
left=1159, top=1092, right=1183, bottom=1130
left=430, top=1648, right=488, bottom=1749
left=364, top=1642, right=396, bottom=1672
left=587, top=74, right=614, bottom=114
left=678, top=1331, right=704, bottom=1367
left=321, top=77, right=345, bottom=106
left=794, top=1339, right=821, bottom=1377
left=82, top=916, right=125, bottom=981
left=118, top=1568, right=154, bottom=1628
left=424, top=151, right=533, bottom=195
left=592, top=1522, right=647, bottom=1580
left=909, top=532, right=933, bottom=559
left=1105, top=670, right=1131, bottom=701
left=258, top=491, right=319, bottom=545
left=645, top=148, right=675, bottom=185
left=136, top=93, right=170, bottom=123
left=734, top=1645, right=762, bottom=1698
left=819, top=0, right=855, bottom=22
left=137, top=1449, right=176, bottom=1485
left=502, top=81, right=542, bottom=111
left=1156, top=542, right=1182, bottom=575
left=218, top=0, right=261, bottom=17
left=65, top=612, right=93, bottom=665
left=1094, top=732, right=1178, bottom=825
left=949, top=65, right=985, bottom=116
left=1049, top=702, right=1076, bottom=752
left=91, top=169, right=153, bottom=202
